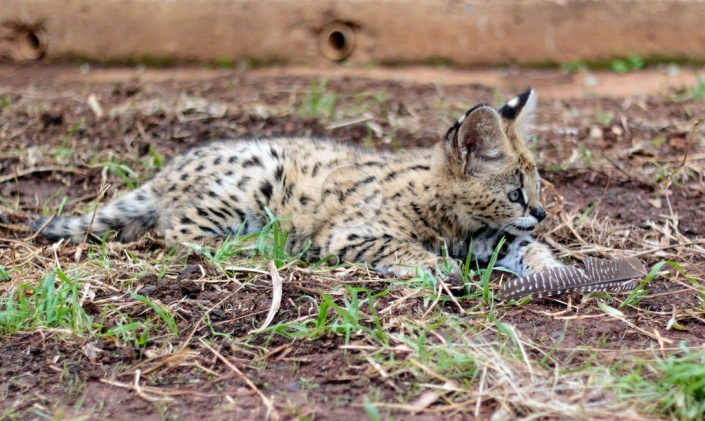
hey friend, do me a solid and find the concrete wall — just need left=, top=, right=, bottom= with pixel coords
left=1, top=0, right=704, bottom=66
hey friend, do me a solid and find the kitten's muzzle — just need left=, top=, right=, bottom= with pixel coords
left=530, top=206, right=546, bottom=223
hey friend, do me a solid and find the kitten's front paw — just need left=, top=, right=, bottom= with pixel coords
left=523, top=242, right=564, bottom=274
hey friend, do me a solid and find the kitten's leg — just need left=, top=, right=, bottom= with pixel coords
left=160, top=214, right=240, bottom=251
left=466, top=230, right=562, bottom=277
left=161, top=227, right=227, bottom=257
left=520, top=241, right=563, bottom=275
left=495, top=238, right=562, bottom=276
left=159, top=202, right=258, bottom=247
left=332, top=237, right=458, bottom=278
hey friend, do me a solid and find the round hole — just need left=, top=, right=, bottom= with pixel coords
left=15, top=30, right=47, bottom=61
left=318, top=23, right=355, bottom=62
left=328, top=31, right=346, bottom=51
left=25, top=32, right=41, bottom=51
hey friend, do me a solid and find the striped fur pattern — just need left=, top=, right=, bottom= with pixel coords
left=33, top=89, right=562, bottom=278
left=497, top=256, right=646, bottom=301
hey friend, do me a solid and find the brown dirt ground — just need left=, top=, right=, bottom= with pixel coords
left=1, top=63, right=705, bottom=420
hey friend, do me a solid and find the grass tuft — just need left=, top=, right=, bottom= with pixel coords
left=0, top=268, right=91, bottom=336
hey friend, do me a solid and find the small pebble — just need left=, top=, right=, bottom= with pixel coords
left=583, top=73, right=599, bottom=87
left=550, top=331, right=564, bottom=340
left=665, top=63, right=681, bottom=77
left=589, top=126, right=603, bottom=139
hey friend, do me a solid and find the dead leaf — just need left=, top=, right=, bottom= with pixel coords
left=249, top=261, right=283, bottom=334
left=666, top=307, right=687, bottom=331
left=410, top=390, right=441, bottom=411
left=82, top=343, right=103, bottom=364
left=87, top=93, right=104, bottom=119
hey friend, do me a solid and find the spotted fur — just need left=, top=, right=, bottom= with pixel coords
left=33, top=89, right=562, bottom=277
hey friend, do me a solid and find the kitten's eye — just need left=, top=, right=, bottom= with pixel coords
left=508, top=189, right=522, bottom=203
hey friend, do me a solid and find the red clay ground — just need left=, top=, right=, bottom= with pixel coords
left=1, top=64, right=704, bottom=420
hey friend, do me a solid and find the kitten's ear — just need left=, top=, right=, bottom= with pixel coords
left=448, top=105, right=506, bottom=174
left=498, top=89, right=537, bottom=141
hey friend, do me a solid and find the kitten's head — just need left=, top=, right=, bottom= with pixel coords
left=442, top=89, right=546, bottom=236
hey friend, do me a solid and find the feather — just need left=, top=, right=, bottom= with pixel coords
left=497, top=256, right=646, bottom=301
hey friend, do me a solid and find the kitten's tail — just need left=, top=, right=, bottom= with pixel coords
left=32, top=184, right=159, bottom=243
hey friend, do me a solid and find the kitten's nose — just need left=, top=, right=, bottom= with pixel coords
left=530, top=207, right=546, bottom=222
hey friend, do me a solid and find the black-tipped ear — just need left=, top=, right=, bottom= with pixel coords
left=450, top=105, right=505, bottom=174
left=499, top=89, right=537, bottom=140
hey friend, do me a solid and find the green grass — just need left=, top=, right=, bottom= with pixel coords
left=577, top=200, right=600, bottom=225
left=560, top=60, right=587, bottom=74
left=42, top=192, right=68, bottom=217
left=142, top=146, right=165, bottom=171
left=319, top=287, right=389, bottom=347
left=0, top=249, right=183, bottom=352
left=689, top=76, right=705, bottom=100
left=555, top=54, right=701, bottom=73
left=611, top=55, right=645, bottom=74
left=184, top=209, right=308, bottom=270
left=53, top=121, right=85, bottom=163
left=578, top=144, right=594, bottom=167
left=0, top=268, right=91, bottom=336
left=106, top=313, right=151, bottom=349
left=260, top=285, right=391, bottom=346
left=131, top=292, right=178, bottom=336
left=594, top=106, right=614, bottom=125
left=668, top=75, right=705, bottom=103
left=296, top=78, right=388, bottom=125
left=612, top=346, right=705, bottom=420
left=0, top=95, right=11, bottom=109
left=0, top=265, right=10, bottom=282
left=298, top=79, right=338, bottom=122
left=96, top=159, right=141, bottom=190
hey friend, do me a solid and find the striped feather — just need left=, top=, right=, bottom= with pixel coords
left=497, top=257, right=646, bottom=301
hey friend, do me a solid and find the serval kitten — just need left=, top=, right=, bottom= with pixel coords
left=34, top=89, right=562, bottom=277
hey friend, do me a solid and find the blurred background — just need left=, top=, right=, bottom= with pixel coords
left=2, top=0, right=705, bottom=72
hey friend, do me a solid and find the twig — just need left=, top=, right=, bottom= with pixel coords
left=325, top=113, right=373, bottom=130
left=80, top=184, right=111, bottom=246
left=365, top=354, right=404, bottom=394
left=659, top=120, right=699, bottom=241
left=542, top=179, right=588, bottom=245
left=200, top=339, right=281, bottom=421
left=75, top=184, right=110, bottom=264
left=100, top=377, right=218, bottom=398
left=139, top=350, right=195, bottom=377
left=422, top=278, right=444, bottom=319
left=602, top=154, right=632, bottom=179
left=602, top=312, right=673, bottom=345
left=474, top=366, right=488, bottom=417
left=133, top=369, right=175, bottom=402
left=633, top=152, right=705, bottom=163
left=665, top=119, right=700, bottom=189
left=438, top=277, right=465, bottom=314
left=25, top=213, right=56, bottom=241
left=0, top=165, right=87, bottom=184
left=223, top=266, right=269, bottom=275
left=631, top=239, right=705, bottom=257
